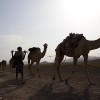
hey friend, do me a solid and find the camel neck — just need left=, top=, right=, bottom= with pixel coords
left=41, top=47, right=47, bottom=58
left=88, top=38, right=100, bottom=50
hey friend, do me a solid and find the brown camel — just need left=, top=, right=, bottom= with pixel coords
left=53, top=33, right=100, bottom=85
left=28, top=43, right=48, bottom=76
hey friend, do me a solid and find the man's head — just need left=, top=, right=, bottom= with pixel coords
left=17, top=47, right=22, bottom=51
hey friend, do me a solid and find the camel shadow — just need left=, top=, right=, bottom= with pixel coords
left=78, top=84, right=90, bottom=100
left=28, top=82, right=91, bottom=100
left=0, top=78, right=24, bottom=98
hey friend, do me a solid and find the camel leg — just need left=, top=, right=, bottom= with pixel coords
left=11, top=66, right=13, bottom=73
left=28, top=62, right=34, bottom=76
left=12, top=68, right=16, bottom=74
left=16, top=67, right=18, bottom=81
left=57, top=61, right=63, bottom=81
left=83, top=55, right=95, bottom=85
left=33, top=62, right=40, bottom=78
left=21, top=71, right=23, bottom=84
left=28, top=56, right=32, bottom=76
left=2, top=66, right=5, bottom=70
left=30, top=63, right=34, bottom=76
left=53, top=59, right=63, bottom=81
left=65, top=57, right=78, bottom=83
left=11, top=67, right=15, bottom=74
left=9, top=65, right=12, bottom=73
left=52, top=51, right=64, bottom=81
left=28, top=64, right=31, bottom=76
left=52, top=61, right=56, bottom=80
left=37, top=63, right=40, bottom=78
left=28, top=63, right=31, bottom=76
left=12, top=68, right=14, bottom=74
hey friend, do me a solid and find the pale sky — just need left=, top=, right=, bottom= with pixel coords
left=0, top=0, right=100, bottom=63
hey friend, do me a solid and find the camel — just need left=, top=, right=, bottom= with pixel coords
left=9, top=58, right=15, bottom=73
left=0, top=60, right=7, bottom=70
left=53, top=33, right=100, bottom=85
left=28, top=43, right=48, bottom=76
left=2, top=60, right=7, bottom=70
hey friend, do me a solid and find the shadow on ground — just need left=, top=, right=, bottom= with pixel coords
left=0, top=71, right=7, bottom=78
left=0, top=70, right=25, bottom=98
left=29, top=82, right=91, bottom=100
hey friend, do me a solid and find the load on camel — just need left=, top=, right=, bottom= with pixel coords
left=53, top=32, right=100, bottom=85
left=62, top=33, right=83, bottom=56
left=28, top=43, right=48, bottom=77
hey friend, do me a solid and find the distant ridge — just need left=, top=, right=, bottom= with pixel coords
left=41, top=61, right=48, bottom=64
left=63, top=56, right=100, bottom=63
left=89, top=58, right=100, bottom=63
left=23, top=56, right=100, bottom=64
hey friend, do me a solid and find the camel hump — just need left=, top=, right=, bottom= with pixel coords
left=28, top=47, right=40, bottom=52
left=72, top=33, right=83, bottom=47
left=67, top=33, right=83, bottom=48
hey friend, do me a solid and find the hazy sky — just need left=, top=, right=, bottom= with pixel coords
left=0, top=0, right=100, bottom=63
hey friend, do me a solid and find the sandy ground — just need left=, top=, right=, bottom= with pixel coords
left=0, top=63, right=100, bottom=100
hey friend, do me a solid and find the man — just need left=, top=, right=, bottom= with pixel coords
left=11, top=47, right=26, bottom=84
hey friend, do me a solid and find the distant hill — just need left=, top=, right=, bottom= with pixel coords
left=41, top=61, right=48, bottom=64
left=23, top=61, right=49, bottom=64
left=89, top=58, right=100, bottom=63
left=63, top=56, right=100, bottom=63
left=23, top=56, right=100, bottom=64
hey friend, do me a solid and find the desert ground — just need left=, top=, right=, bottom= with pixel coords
left=0, top=61, right=100, bottom=100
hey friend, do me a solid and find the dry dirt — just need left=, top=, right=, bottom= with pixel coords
left=0, top=63, right=100, bottom=100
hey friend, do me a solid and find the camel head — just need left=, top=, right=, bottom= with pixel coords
left=39, top=43, right=48, bottom=58
left=43, top=43, right=48, bottom=49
